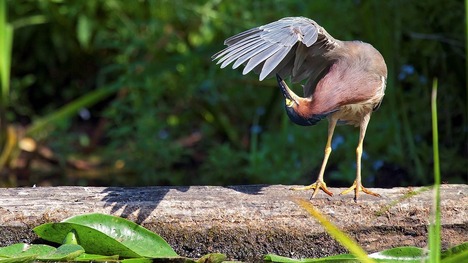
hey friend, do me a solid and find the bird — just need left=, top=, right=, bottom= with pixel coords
left=212, top=17, right=387, bottom=201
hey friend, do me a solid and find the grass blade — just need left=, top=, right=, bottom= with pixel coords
left=295, top=198, right=376, bottom=263
left=0, top=0, right=12, bottom=104
left=428, top=78, right=441, bottom=263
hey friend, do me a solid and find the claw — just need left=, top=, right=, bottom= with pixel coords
left=340, top=180, right=380, bottom=202
left=291, top=180, right=334, bottom=198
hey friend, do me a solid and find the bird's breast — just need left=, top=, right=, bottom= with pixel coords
left=332, top=101, right=378, bottom=127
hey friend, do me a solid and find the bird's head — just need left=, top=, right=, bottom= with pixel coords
left=276, top=74, right=325, bottom=126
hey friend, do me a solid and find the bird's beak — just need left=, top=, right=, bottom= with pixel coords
left=276, top=74, right=300, bottom=107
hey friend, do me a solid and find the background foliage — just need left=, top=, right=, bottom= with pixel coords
left=1, top=0, right=466, bottom=188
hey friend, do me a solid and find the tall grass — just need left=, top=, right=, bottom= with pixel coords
left=0, top=0, right=13, bottom=169
left=0, top=0, right=11, bottom=105
left=428, top=79, right=441, bottom=263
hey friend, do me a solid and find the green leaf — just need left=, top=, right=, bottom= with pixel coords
left=0, top=243, right=56, bottom=258
left=34, top=222, right=141, bottom=258
left=0, top=256, right=35, bottom=263
left=63, top=229, right=79, bottom=244
left=64, top=213, right=178, bottom=258
left=75, top=253, right=120, bottom=262
left=0, top=243, right=29, bottom=257
left=15, top=244, right=56, bottom=258
left=263, top=254, right=304, bottom=263
left=369, top=247, right=425, bottom=262
left=441, top=242, right=468, bottom=263
left=33, top=213, right=178, bottom=258
left=0, top=243, right=56, bottom=262
left=37, top=244, right=85, bottom=261
left=265, top=247, right=431, bottom=263
left=264, top=253, right=359, bottom=262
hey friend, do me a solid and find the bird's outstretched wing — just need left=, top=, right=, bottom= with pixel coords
left=212, top=17, right=341, bottom=97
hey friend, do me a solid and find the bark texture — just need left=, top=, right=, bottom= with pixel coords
left=0, top=185, right=466, bottom=262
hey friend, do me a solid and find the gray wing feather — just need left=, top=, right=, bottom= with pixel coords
left=242, top=44, right=283, bottom=75
left=213, top=17, right=340, bottom=89
left=220, top=39, right=268, bottom=68
left=260, top=46, right=293, bottom=80
left=215, top=36, right=259, bottom=65
left=232, top=41, right=273, bottom=69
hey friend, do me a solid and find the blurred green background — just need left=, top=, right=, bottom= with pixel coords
left=0, top=0, right=466, bottom=188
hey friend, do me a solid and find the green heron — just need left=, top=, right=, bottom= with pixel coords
left=212, top=17, right=387, bottom=201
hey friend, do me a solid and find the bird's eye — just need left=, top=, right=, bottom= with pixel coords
left=285, top=98, right=295, bottom=107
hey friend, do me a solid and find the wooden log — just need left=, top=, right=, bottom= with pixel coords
left=0, top=185, right=467, bottom=262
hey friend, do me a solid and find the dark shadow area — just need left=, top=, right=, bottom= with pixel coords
left=226, top=184, right=268, bottom=195
left=100, top=186, right=189, bottom=223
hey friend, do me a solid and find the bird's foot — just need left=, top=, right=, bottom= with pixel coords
left=340, top=180, right=380, bottom=202
left=291, top=180, right=334, bottom=198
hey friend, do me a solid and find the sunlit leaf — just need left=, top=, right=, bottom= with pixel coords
left=441, top=242, right=468, bottom=263
left=264, top=253, right=359, bottom=262
left=64, top=213, right=178, bottom=258
left=0, top=243, right=56, bottom=262
left=0, top=256, right=35, bottom=263
left=34, top=222, right=141, bottom=258
left=75, top=252, right=120, bottom=262
left=34, top=213, right=178, bottom=258
left=63, top=229, right=79, bottom=244
left=0, top=243, right=29, bottom=258
left=37, top=244, right=84, bottom=261
left=369, top=247, right=425, bottom=262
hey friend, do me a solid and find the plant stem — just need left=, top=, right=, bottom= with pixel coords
left=429, top=78, right=441, bottom=263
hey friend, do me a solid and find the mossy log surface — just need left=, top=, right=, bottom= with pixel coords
left=0, top=184, right=466, bottom=262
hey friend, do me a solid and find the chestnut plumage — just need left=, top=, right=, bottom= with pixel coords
left=212, top=17, right=387, bottom=201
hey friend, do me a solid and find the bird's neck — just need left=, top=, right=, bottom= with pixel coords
left=285, top=99, right=329, bottom=126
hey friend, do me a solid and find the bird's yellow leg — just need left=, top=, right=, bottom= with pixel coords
left=292, top=117, right=338, bottom=198
left=340, top=113, right=380, bottom=201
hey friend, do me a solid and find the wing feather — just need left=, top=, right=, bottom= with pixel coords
left=219, top=39, right=268, bottom=68
left=213, top=17, right=341, bottom=97
left=213, top=35, right=258, bottom=63
left=260, top=45, right=293, bottom=80
left=242, top=44, right=283, bottom=75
